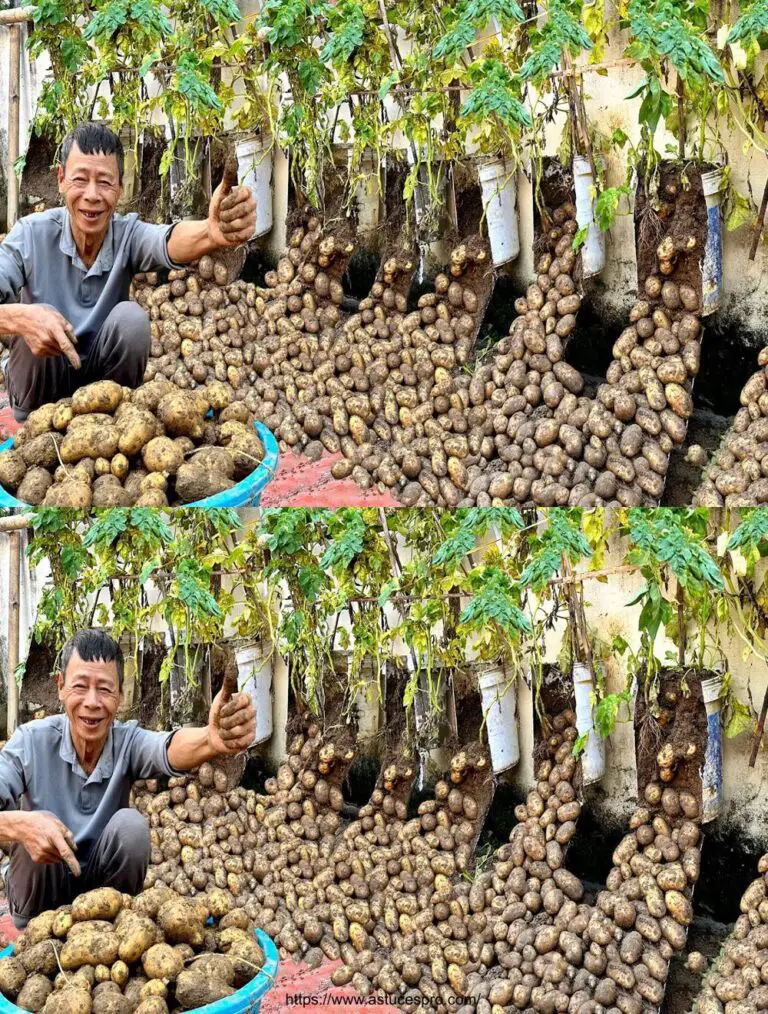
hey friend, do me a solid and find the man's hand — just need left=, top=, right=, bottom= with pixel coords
left=207, top=182, right=257, bottom=249
left=10, top=305, right=80, bottom=368
left=18, top=812, right=81, bottom=875
left=207, top=689, right=256, bottom=755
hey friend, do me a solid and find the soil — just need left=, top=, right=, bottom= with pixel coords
left=634, top=160, right=709, bottom=296
left=634, top=667, right=709, bottom=806
left=664, top=408, right=730, bottom=506
left=138, top=636, right=166, bottom=729
left=19, top=641, right=60, bottom=720
left=533, top=663, right=583, bottom=798
left=452, top=160, right=485, bottom=241
left=19, top=134, right=60, bottom=217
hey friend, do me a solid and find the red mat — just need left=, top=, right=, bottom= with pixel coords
left=0, top=407, right=19, bottom=443
left=260, top=448, right=399, bottom=507
left=262, top=956, right=399, bottom=1013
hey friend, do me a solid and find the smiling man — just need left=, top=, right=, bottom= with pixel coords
left=0, top=629, right=257, bottom=928
left=0, top=122, right=257, bottom=421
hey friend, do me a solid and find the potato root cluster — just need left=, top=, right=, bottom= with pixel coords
left=695, top=347, right=768, bottom=505
left=0, top=885, right=264, bottom=1014
left=0, top=377, right=264, bottom=506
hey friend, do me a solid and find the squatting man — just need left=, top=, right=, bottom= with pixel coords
left=0, top=122, right=257, bottom=420
left=0, top=629, right=257, bottom=927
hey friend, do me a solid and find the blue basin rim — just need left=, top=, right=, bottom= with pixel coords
left=0, top=422, right=279, bottom=509
left=0, top=928, right=279, bottom=1014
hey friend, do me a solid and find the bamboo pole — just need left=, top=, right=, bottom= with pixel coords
left=0, top=514, right=33, bottom=532
left=0, top=8, right=33, bottom=24
left=7, top=530, right=21, bottom=735
left=7, top=22, right=21, bottom=230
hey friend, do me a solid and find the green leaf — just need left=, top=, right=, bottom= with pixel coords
left=725, top=695, right=753, bottom=739
left=571, top=731, right=589, bottom=757
left=571, top=223, right=589, bottom=250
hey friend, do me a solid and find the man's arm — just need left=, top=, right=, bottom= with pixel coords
left=0, top=728, right=80, bottom=874
left=166, top=181, right=257, bottom=265
left=167, top=689, right=256, bottom=771
left=0, top=224, right=80, bottom=366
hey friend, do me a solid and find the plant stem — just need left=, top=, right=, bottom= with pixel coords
left=677, top=74, right=686, bottom=160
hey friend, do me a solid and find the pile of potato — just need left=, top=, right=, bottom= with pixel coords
left=126, top=695, right=710, bottom=1013
left=0, top=377, right=264, bottom=506
left=0, top=885, right=264, bottom=1014
left=695, top=348, right=768, bottom=506
left=694, top=853, right=768, bottom=1013
left=132, top=762, right=264, bottom=908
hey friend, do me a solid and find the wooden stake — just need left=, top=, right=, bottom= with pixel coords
left=7, top=23, right=21, bottom=230
left=7, top=531, right=20, bottom=735
left=749, top=175, right=768, bottom=262
left=676, top=75, right=686, bottom=161
left=0, top=514, right=33, bottom=532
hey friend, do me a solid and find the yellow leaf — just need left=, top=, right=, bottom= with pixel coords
left=732, top=549, right=747, bottom=577
left=717, top=530, right=729, bottom=556
left=716, top=23, right=729, bottom=49
left=731, top=42, right=747, bottom=70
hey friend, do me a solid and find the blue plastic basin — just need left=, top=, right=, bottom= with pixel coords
left=0, top=422, right=279, bottom=509
left=0, top=928, right=279, bottom=1014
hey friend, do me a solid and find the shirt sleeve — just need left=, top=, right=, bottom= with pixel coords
left=0, top=221, right=28, bottom=304
left=0, top=727, right=28, bottom=810
left=128, top=725, right=184, bottom=779
left=127, top=217, right=184, bottom=273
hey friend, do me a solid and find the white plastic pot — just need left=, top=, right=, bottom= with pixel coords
left=235, top=642, right=273, bottom=745
left=701, top=674, right=724, bottom=823
left=352, top=150, right=381, bottom=233
left=701, top=167, right=724, bottom=317
left=477, top=661, right=520, bottom=773
left=573, top=661, right=605, bottom=785
left=351, top=656, right=381, bottom=740
left=478, top=158, right=520, bottom=267
left=236, top=133, right=274, bottom=239
left=573, top=155, right=605, bottom=279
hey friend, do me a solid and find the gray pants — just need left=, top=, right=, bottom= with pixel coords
left=7, top=808, right=150, bottom=928
left=7, top=301, right=150, bottom=421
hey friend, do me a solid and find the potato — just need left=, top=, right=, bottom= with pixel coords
left=142, top=438, right=184, bottom=476
left=116, top=411, right=158, bottom=457
left=61, top=424, right=119, bottom=464
left=157, top=393, right=207, bottom=440
left=60, top=929, right=119, bottom=971
left=0, top=956, right=28, bottom=998
left=0, top=449, right=27, bottom=491
left=20, top=433, right=63, bottom=470
left=21, top=941, right=63, bottom=977
left=156, top=900, right=206, bottom=947
left=18, top=976, right=55, bottom=1013
left=43, top=480, right=93, bottom=508
left=174, top=971, right=234, bottom=1010
left=115, top=914, right=157, bottom=965
left=72, top=890, right=123, bottom=923
left=141, top=945, right=183, bottom=982
left=174, top=463, right=235, bottom=503
left=16, top=468, right=54, bottom=505
left=72, top=382, right=123, bottom=416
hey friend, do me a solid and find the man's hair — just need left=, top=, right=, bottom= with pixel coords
left=60, top=629, right=123, bottom=691
left=60, top=123, right=124, bottom=182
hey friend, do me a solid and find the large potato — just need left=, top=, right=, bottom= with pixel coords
left=115, top=914, right=157, bottom=964
left=60, top=930, right=119, bottom=970
left=0, top=956, right=27, bottom=998
left=142, top=438, right=184, bottom=476
left=42, top=987, right=92, bottom=1014
left=141, top=945, right=183, bottom=982
left=72, top=382, right=123, bottom=416
left=156, top=393, right=207, bottom=440
left=72, top=890, right=123, bottom=923
left=0, top=449, right=27, bottom=491
left=174, top=971, right=234, bottom=1010
left=60, top=424, right=119, bottom=464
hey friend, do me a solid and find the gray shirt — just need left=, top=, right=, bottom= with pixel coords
left=0, top=208, right=180, bottom=356
left=0, top=715, right=181, bottom=860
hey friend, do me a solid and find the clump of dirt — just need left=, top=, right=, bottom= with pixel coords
left=634, top=666, right=709, bottom=806
left=19, top=133, right=60, bottom=216
left=635, top=160, right=709, bottom=300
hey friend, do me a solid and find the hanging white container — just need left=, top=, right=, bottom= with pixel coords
left=700, top=167, right=724, bottom=317
left=477, top=661, right=520, bottom=773
left=573, top=155, right=605, bottom=279
left=235, top=132, right=274, bottom=239
left=351, top=150, right=381, bottom=233
left=701, top=673, right=724, bottom=823
left=235, top=641, right=273, bottom=745
left=573, top=661, right=605, bottom=785
left=478, top=157, right=520, bottom=267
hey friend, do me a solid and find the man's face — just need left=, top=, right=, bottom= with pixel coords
left=57, top=143, right=123, bottom=239
left=57, top=651, right=120, bottom=746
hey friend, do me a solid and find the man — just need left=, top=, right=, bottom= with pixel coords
left=0, top=122, right=257, bottom=420
left=0, top=628, right=257, bottom=928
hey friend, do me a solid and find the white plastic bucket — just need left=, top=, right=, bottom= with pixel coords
left=235, top=642, right=273, bottom=745
left=573, top=155, right=605, bottom=279
left=478, top=158, right=520, bottom=266
left=573, top=661, right=605, bottom=785
left=352, top=150, right=381, bottom=233
left=701, top=168, right=724, bottom=317
left=478, top=662, right=520, bottom=773
left=351, top=657, right=380, bottom=740
left=235, top=133, right=274, bottom=239
left=701, top=673, right=724, bottom=823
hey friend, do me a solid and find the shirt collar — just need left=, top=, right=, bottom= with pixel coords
left=59, top=212, right=115, bottom=276
left=59, top=720, right=115, bottom=783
